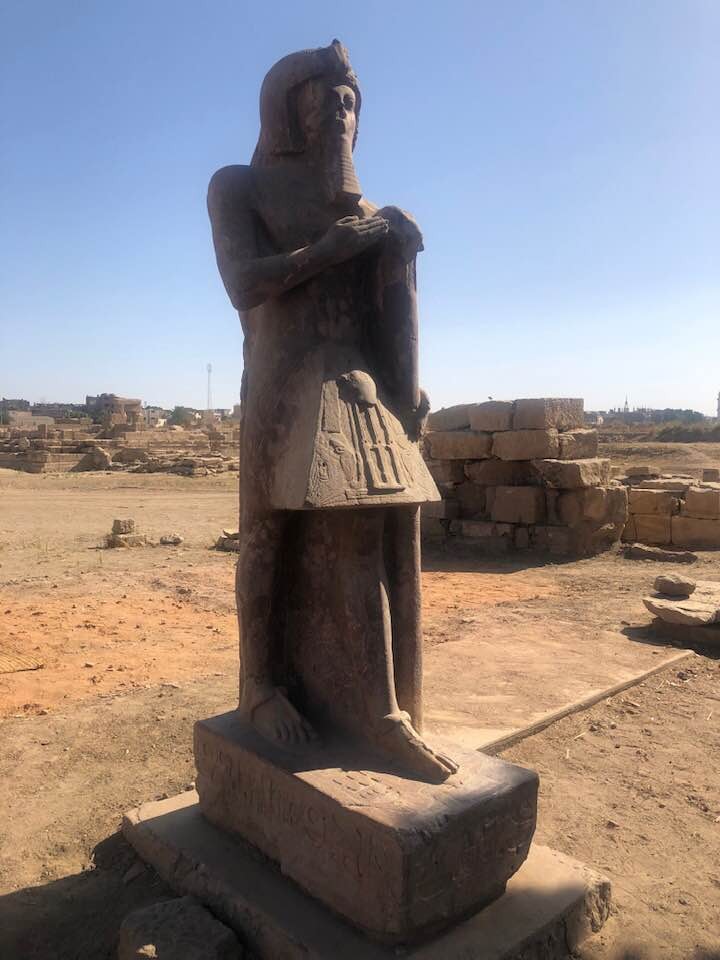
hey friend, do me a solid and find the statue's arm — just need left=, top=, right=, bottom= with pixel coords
left=208, top=166, right=388, bottom=311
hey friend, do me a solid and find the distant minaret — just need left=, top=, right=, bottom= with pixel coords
left=623, top=395, right=629, bottom=414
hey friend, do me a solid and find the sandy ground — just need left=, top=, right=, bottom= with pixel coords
left=1, top=466, right=719, bottom=959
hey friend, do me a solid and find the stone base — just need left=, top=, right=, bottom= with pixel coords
left=193, top=713, right=537, bottom=942
left=123, top=792, right=611, bottom=960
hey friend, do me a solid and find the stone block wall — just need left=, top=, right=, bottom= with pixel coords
left=422, top=398, right=627, bottom=556
left=621, top=470, right=720, bottom=548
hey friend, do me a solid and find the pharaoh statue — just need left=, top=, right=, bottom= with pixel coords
left=208, top=40, right=457, bottom=781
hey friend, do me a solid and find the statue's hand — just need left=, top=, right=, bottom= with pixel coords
left=375, top=206, right=424, bottom=261
left=315, top=215, right=389, bottom=264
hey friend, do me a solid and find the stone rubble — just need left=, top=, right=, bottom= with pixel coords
left=422, top=398, right=626, bottom=556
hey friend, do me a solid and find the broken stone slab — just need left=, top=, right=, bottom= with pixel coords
left=558, top=429, right=599, bottom=460
left=672, top=516, right=720, bottom=548
left=683, top=486, right=720, bottom=519
left=628, top=488, right=678, bottom=516
left=531, top=458, right=611, bottom=489
left=427, top=430, right=492, bottom=460
left=118, top=896, right=243, bottom=959
left=633, top=478, right=692, bottom=493
left=512, top=398, right=584, bottom=431
left=426, top=403, right=475, bottom=432
left=123, top=791, right=610, bottom=960
left=654, top=574, right=696, bottom=597
left=624, top=543, right=698, bottom=563
left=491, top=486, right=545, bottom=525
left=643, top=596, right=719, bottom=627
left=468, top=401, right=513, bottom=432
left=492, top=429, right=559, bottom=462
left=193, top=716, right=537, bottom=944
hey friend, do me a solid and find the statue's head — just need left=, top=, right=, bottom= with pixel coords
left=252, top=40, right=361, bottom=165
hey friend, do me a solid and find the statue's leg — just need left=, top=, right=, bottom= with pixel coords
left=385, top=505, right=423, bottom=732
left=236, top=506, right=316, bottom=748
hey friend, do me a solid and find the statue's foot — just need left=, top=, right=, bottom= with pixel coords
left=239, top=682, right=318, bottom=751
left=373, top=711, right=458, bottom=782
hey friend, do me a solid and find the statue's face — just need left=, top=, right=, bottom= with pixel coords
left=296, top=79, right=357, bottom=149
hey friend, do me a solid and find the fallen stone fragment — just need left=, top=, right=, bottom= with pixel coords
left=624, top=543, right=698, bottom=563
left=107, top=533, right=146, bottom=548
left=643, top=596, right=719, bottom=627
left=159, top=534, right=184, bottom=546
left=215, top=536, right=241, bottom=552
left=654, top=574, right=696, bottom=597
left=113, top=518, right=136, bottom=535
left=221, top=529, right=240, bottom=540
left=118, top=896, right=242, bottom=960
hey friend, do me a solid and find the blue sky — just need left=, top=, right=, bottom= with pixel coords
left=1, top=1, right=718, bottom=414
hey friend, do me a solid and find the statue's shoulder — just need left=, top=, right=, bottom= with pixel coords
left=207, top=165, right=254, bottom=212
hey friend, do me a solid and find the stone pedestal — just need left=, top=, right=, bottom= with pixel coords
left=123, top=792, right=611, bottom=960
left=194, top=712, right=538, bottom=943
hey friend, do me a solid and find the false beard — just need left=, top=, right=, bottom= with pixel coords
left=324, top=135, right=362, bottom=206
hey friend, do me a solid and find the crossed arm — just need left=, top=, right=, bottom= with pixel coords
left=207, top=166, right=391, bottom=312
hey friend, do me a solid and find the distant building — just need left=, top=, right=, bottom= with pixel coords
left=8, top=411, right=54, bottom=427
left=143, top=405, right=169, bottom=428
left=0, top=398, right=30, bottom=412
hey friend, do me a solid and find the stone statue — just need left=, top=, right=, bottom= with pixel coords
left=208, top=40, right=456, bottom=781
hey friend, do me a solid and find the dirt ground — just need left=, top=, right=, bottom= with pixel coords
left=1, top=465, right=719, bottom=959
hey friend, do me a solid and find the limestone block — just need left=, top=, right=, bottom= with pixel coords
left=194, top=715, right=538, bottom=944
left=632, top=514, right=672, bottom=546
left=492, top=486, right=545, bottom=524
left=492, top=430, right=559, bottom=462
left=545, top=489, right=560, bottom=524
left=633, top=478, right=691, bottom=493
left=702, top=468, right=720, bottom=482
left=514, top=526, right=530, bottom=549
left=422, top=499, right=459, bottom=520
left=532, top=458, right=611, bottom=489
left=468, top=401, right=513, bottom=432
left=113, top=518, right=136, bottom=534
left=425, top=458, right=466, bottom=484
left=427, top=431, right=492, bottom=460
left=531, top=525, right=573, bottom=555
left=622, top=517, right=637, bottom=542
left=558, top=491, right=584, bottom=526
left=461, top=520, right=497, bottom=538
left=672, top=516, right=720, bottom=547
left=118, top=896, right=242, bottom=960
left=108, top=533, right=146, bottom=548
left=605, top=486, right=629, bottom=526
left=427, top=404, right=475, bottom=432
left=654, top=574, right=696, bottom=597
left=464, top=460, right=534, bottom=487
left=629, top=489, right=678, bottom=516
left=421, top=517, right=448, bottom=540
left=558, top=430, right=598, bottom=460
left=683, top=486, right=720, bottom=519
left=455, top=481, right=487, bottom=518
left=512, top=398, right=584, bottom=431
left=626, top=466, right=654, bottom=478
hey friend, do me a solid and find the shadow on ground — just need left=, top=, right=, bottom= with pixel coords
left=0, top=833, right=171, bottom=960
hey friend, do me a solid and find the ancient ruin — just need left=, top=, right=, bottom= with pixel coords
left=621, top=468, right=720, bottom=548
left=123, top=41, right=610, bottom=958
left=423, top=397, right=628, bottom=555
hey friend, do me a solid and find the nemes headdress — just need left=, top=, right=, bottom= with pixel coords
left=252, top=40, right=361, bottom=165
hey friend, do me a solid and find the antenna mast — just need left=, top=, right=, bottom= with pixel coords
left=206, top=363, right=213, bottom=413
